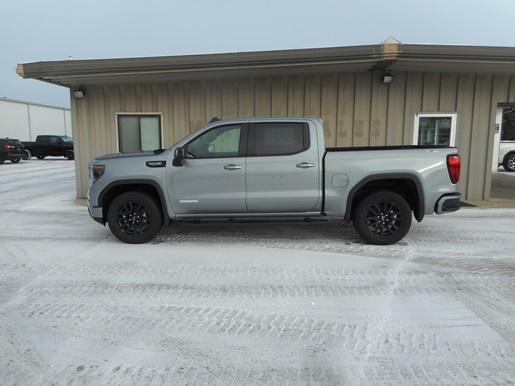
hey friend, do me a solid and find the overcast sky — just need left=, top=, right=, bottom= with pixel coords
left=1, top=0, right=514, bottom=108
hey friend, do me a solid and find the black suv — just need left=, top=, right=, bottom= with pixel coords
left=0, top=138, right=26, bottom=164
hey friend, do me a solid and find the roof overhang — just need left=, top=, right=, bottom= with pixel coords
left=16, top=40, right=515, bottom=88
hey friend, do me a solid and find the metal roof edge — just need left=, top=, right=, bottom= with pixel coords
left=0, top=97, right=70, bottom=110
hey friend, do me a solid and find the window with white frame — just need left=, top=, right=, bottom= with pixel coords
left=413, top=113, right=457, bottom=146
left=117, top=114, right=162, bottom=153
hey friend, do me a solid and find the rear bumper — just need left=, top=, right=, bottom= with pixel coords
left=435, top=193, right=461, bottom=214
left=4, top=152, right=25, bottom=159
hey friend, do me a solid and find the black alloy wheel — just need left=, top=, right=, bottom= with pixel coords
left=503, top=154, right=515, bottom=172
left=352, top=191, right=412, bottom=245
left=107, top=191, right=162, bottom=243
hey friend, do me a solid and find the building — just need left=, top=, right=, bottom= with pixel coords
left=16, top=39, right=515, bottom=200
left=0, top=97, right=72, bottom=141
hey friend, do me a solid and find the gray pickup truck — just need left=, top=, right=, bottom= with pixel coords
left=88, top=118, right=461, bottom=245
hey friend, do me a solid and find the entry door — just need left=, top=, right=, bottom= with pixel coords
left=245, top=122, right=320, bottom=213
left=170, top=124, right=247, bottom=215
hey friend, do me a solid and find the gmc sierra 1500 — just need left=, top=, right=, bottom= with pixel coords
left=87, top=118, right=461, bottom=245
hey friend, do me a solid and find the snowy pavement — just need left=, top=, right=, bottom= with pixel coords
left=1, top=159, right=515, bottom=385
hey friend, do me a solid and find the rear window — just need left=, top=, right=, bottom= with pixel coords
left=248, top=122, right=309, bottom=156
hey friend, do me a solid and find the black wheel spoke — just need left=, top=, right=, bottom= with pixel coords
left=116, top=201, right=150, bottom=236
left=364, top=199, right=403, bottom=237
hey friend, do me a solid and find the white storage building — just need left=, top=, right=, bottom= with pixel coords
left=0, top=97, right=72, bottom=141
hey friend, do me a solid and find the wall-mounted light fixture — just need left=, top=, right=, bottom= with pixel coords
left=73, top=88, right=86, bottom=98
left=383, top=71, right=393, bottom=84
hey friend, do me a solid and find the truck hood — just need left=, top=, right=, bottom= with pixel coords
left=95, top=150, right=166, bottom=161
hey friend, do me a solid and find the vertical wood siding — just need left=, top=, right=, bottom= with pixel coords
left=72, top=71, right=512, bottom=201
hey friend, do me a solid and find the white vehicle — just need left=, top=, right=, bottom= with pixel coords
left=499, top=141, right=515, bottom=172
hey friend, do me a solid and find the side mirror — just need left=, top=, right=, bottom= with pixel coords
left=172, top=146, right=185, bottom=167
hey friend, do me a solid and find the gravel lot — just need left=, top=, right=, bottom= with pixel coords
left=1, top=160, right=515, bottom=385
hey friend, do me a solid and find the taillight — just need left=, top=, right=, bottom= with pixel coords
left=447, top=154, right=461, bottom=184
left=3, top=144, right=15, bottom=151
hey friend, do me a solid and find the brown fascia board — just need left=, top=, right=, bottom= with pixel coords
left=16, top=44, right=384, bottom=85
left=18, top=43, right=515, bottom=88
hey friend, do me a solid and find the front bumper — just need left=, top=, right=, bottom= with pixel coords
left=87, top=199, right=104, bottom=225
left=435, top=193, right=461, bottom=214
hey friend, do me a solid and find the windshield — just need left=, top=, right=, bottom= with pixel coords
left=61, top=136, right=73, bottom=143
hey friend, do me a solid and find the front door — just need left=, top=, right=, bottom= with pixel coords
left=245, top=121, right=320, bottom=213
left=170, top=123, right=247, bottom=215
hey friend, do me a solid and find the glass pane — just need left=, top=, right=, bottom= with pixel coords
left=140, top=116, right=161, bottom=151
left=501, top=107, right=515, bottom=141
left=118, top=116, right=140, bottom=153
left=418, top=116, right=452, bottom=146
left=249, top=123, right=307, bottom=156
left=187, top=125, right=241, bottom=158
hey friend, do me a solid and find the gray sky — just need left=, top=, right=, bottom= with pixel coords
left=1, top=0, right=513, bottom=108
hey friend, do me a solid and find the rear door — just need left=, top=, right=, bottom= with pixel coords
left=245, top=121, right=320, bottom=213
left=170, top=123, right=248, bottom=215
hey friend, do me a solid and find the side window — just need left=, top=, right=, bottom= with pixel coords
left=38, top=136, right=49, bottom=144
left=186, top=125, right=242, bottom=159
left=118, top=114, right=162, bottom=153
left=413, top=113, right=457, bottom=146
left=49, top=136, right=59, bottom=145
left=248, top=122, right=309, bottom=156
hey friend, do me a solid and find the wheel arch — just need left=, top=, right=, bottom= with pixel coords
left=98, top=179, right=169, bottom=225
left=344, top=173, right=425, bottom=222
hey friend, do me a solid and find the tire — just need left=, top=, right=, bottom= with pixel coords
left=10, top=158, right=20, bottom=163
left=107, top=191, right=163, bottom=244
left=36, top=155, right=45, bottom=160
left=0, top=159, right=4, bottom=164
left=503, top=153, right=515, bottom=172
left=65, top=150, right=74, bottom=160
left=23, top=150, right=31, bottom=160
left=352, top=191, right=412, bottom=245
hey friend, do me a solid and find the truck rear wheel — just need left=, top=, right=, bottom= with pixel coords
left=503, top=153, right=515, bottom=172
left=352, top=191, right=412, bottom=245
left=107, top=191, right=162, bottom=244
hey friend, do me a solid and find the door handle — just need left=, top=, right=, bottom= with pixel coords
left=224, top=164, right=243, bottom=170
left=296, top=162, right=315, bottom=169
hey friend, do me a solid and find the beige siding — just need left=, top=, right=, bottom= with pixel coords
left=72, top=71, right=513, bottom=201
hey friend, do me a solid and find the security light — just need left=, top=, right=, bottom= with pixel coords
left=383, top=73, right=393, bottom=84
left=73, top=88, right=86, bottom=98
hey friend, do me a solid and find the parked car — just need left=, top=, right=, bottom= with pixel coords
left=0, top=138, right=26, bottom=164
left=499, top=141, right=515, bottom=172
left=87, top=118, right=461, bottom=245
left=22, top=135, right=74, bottom=160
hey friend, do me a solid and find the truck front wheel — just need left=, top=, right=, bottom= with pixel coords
left=352, top=191, right=412, bottom=245
left=107, top=191, right=163, bottom=244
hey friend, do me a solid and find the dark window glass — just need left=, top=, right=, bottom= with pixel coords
left=38, top=136, right=49, bottom=144
left=248, top=122, right=309, bottom=156
left=49, top=136, right=59, bottom=145
left=117, top=115, right=162, bottom=153
left=186, top=125, right=242, bottom=158
left=418, top=117, right=452, bottom=146
left=501, top=106, right=515, bottom=141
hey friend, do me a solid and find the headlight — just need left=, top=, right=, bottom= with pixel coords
left=92, top=164, right=105, bottom=183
